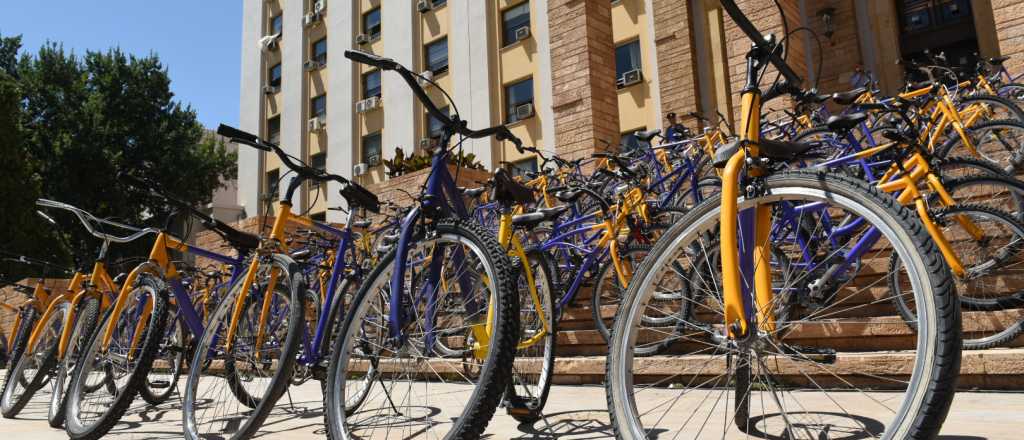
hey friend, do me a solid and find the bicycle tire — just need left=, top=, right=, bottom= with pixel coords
left=935, top=119, right=1024, bottom=173
left=505, top=247, right=558, bottom=423
left=182, top=254, right=305, bottom=440
left=606, top=170, right=961, bottom=440
left=1, top=308, right=38, bottom=393
left=139, top=302, right=185, bottom=405
left=592, top=244, right=653, bottom=346
left=48, top=297, right=101, bottom=428
left=324, top=217, right=519, bottom=440
left=64, top=273, right=169, bottom=440
left=1, top=302, right=66, bottom=418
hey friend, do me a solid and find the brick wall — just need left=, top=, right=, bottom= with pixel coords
left=993, top=0, right=1024, bottom=75
left=0, top=279, right=71, bottom=339
left=652, top=0, right=700, bottom=125
left=547, top=0, right=619, bottom=163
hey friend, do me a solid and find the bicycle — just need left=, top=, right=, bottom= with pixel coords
left=604, top=2, right=961, bottom=438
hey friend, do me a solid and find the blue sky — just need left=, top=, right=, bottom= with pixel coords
left=0, top=0, right=242, bottom=129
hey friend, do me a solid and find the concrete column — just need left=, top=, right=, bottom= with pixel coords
left=280, top=0, right=306, bottom=206
left=534, top=0, right=557, bottom=158
left=238, top=0, right=264, bottom=218
left=326, top=2, right=356, bottom=221
left=546, top=0, right=618, bottom=163
left=449, top=1, right=494, bottom=168
left=381, top=1, right=416, bottom=161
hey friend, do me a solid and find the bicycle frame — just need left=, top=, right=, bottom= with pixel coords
left=295, top=215, right=357, bottom=364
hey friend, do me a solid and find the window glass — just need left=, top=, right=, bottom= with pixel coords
left=311, top=94, right=327, bottom=118
left=431, top=0, right=447, bottom=7
left=364, top=8, right=381, bottom=39
left=312, top=38, right=327, bottom=64
left=363, top=70, right=381, bottom=99
left=615, top=40, right=642, bottom=81
left=425, top=38, right=449, bottom=74
left=502, top=3, right=531, bottom=46
left=311, top=152, right=327, bottom=171
left=428, top=106, right=450, bottom=139
left=271, top=14, right=283, bottom=35
left=269, top=63, right=282, bottom=87
left=505, top=77, right=534, bottom=123
left=267, top=116, right=281, bottom=144
left=510, top=158, right=538, bottom=178
left=362, top=132, right=382, bottom=166
left=265, top=168, right=280, bottom=197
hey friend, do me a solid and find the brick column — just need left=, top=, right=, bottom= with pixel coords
left=992, top=0, right=1024, bottom=75
left=547, top=0, right=619, bottom=163
left=652, top=0, right=700, bottom=126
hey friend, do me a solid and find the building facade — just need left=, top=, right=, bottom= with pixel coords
left=237, top=0, right=1024, bottom=222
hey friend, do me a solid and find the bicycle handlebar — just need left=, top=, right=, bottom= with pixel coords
left=36, top=198, right=158, bottom=244
left=343, top=50, right=525, bottom=154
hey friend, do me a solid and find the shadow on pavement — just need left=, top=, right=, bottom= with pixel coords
left=511, top=409, right=615, bottom=439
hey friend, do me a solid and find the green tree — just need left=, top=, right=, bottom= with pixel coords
left=0, top=34, right=236, bottom=271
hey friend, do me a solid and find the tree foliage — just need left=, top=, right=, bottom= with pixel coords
left=0, top=34, right=236, bottom=278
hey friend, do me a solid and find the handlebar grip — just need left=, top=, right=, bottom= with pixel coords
left=344, top=50, right=398, bottom=70
left=217, top=124, right=259, bottom=143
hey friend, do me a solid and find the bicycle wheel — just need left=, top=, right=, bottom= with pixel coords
left=65, top=274, right=169, bottom=440
left=48, top=297, right=101, bottom=428
left=324, top=218, right=518, bottom=440
left=139, top=302, right=185, bottom=405
left=1, top=308, right=38, bottom=393
left=182, top=254, right=305, bottom=440
left=505, top=247, right=558, bottom=423
left=998, top=83, right=1024, bottom=103
left=592, top=245, right=653, bottom=345
left=958, top=94, right=1024, bottom=123
left=939, top=174, right=1024, bottom=222
left=935, top=119, right=1024, bottom=173
left=606, top=170, right=961, bottom=439
left=1, top=302, right=66, bottom=418
left=889, top=204, right=1024, bottom=349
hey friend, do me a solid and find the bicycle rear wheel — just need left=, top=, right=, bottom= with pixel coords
left=1, top=302, right=66, bottom=418
left=936, top=119, right=1024, bottom=174
left=324, top=218, right=519, bottom=440
left=139, top=302, right=185, bottom=405
left=505, top=247, right=558, bottom=423
left=182, top=254, right=305, bottom=440
left=64, top=274, right=169, bottom=440
left=605, top=170, right=961, bottom=439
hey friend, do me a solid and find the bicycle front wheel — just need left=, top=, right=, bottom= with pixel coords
left=182, top=254, right=305, bottom=440
left=48, top=297, right=101, bottom=428
left=605, top=170, right=961, bottom=440
left=324, top=218, right=519, bottom=440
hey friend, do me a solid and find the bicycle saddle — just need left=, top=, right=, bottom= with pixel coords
left=990, top=56, right=1010, bottom=65
left=460, top=186, right=487, bottom=199
left=492, top=168, right=536, bottom=206
left=511, top=205, right=570, bottom=228
left=553, top=188, right=584, bottom=203
left=825, top=113, right=868, bottom=133
left=797, top=89, right=830, bottom=104
left=830, top=87, right=867, bottom=106
left=713, top=137, right=819, bottom=168
left=634, top=129, right=662, bottom=142
left=211, top=219, right=260, bottom=251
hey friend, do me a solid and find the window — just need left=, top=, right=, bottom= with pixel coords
left=505, top=77, right=534, bottom=123
left=311, top=94, right=327, bottom=119
left=269, top=63, right=282, bottom=87
left=615, top=40, right=642, bottom=86
left=431, top=0, right=447, bottom=6
left=502, top=3, right=530, bottom=47
left=312, top=38, right=327, bottom=64
left=363, top=70, right=381, bottom=99
left=310, top=212, right=327, bottom=222
left=311, top=152, right=327, bottom=171
left=267, top=116, right=281, bottom=144
left=362, top=132, right=382, bottom=166
left=270, top=14, right=283, bottom=35
left=364, top=8, right=381, bottom=40
left=509, top=158, right=538, bottom=178
left=265, top=168, right=280, bottom=199
left=427, top=106, right=450, bottom=140
left=424, top=38, right=448, bottom=74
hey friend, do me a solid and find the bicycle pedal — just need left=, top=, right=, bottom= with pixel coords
left=149, top=380, right=172, bottom=389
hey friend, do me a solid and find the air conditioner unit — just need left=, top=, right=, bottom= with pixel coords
left=353, top=162, right=369, bottom=176
left=304, top=59, right=324, bottom=71
left=419, top=137, right=437, bottom=150
left=417, top=70, right=434, bottom=87
left=514, top=26, right=531, bottom=43
left=356, top=96, right=380, bottom=113
left=515, top=103, right=534, bottom=121
left=313, top=0, right=326, bottom=14
left=260, top=34, right=281, bottom=51
left=308, top=117, right=324, bottom=132
left=262, top=85, right=280, bottom=95
left=417, top=0, right=432, bottom=13
left=618, top=69, right=643, bottom=87
left=303, top=12, right=322, bottom=28
left=355, top=34, right=370, bottom=45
